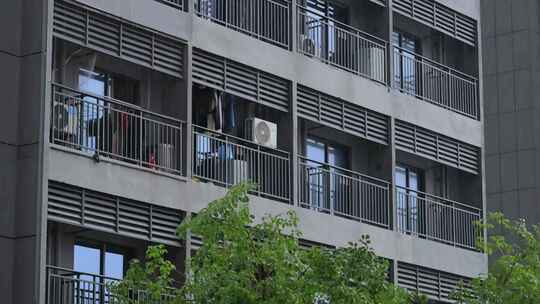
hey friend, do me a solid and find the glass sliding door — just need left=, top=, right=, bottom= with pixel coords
left=73, top=241, right=128, bottom=303
left=396, top=165, right=423, bottom=234
left=78, top=69, right=109, bottom=153
left=305, top=137, right=348, bottom=212
left=393, top=31, right=420, bottom=96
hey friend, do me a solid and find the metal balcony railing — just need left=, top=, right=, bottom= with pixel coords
left=156, top=0, right=183, bottom=10
left=195, top=0, right=291, bottom=49
left=395, top=186, right=482, bottom=250
left=192, top=125, right=291, bottom=202
left=46, top=266, right=177, bottom=304
left=51, top=83, right=185, bottom=176
left=393, top=46, right=479, bottom=119
left=298, top=156, right=391, bottom=228
left=297, top=5, right=387, bottom=84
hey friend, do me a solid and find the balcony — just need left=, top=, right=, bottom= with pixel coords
left=51, top=83, right=186, bottom=176
left=298, top=156, right=391, bottom=228
left=395, top=187, right=482, bottom=250
left=393, top=47, right=479, bottom=119
left=195, top=0, right=291, bottom=49
left=296, top=4, right=387, bottom=84
left=46, top=266, right=176, bottom=304
left=192, top=125, right=291, bottom=202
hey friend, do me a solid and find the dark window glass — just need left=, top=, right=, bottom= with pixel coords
left=393, top=31, right=420, bottom=95
left=305, top=137, right=349, bottom=210
left=396, top=165, right=424, bottom=234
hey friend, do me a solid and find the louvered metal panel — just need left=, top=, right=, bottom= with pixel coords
left=48, top=181, right=183, bottom=246
left=299, top=239, right=335, bottom=250
left=190, top=235, right=204, bottom=251
left=297, top=85, right=390, bottom=145
left=394, top=120, right=480, bottom=174
left=397, top=262, right=472, bottom=302
left=393, top=0, right=413, bottom=16
left=192, top=49, right=290, bottom=112
left=84, top=191, right=117, bottom=231
left=368, top=0, right=387, bottom=7
left=48, top=182, right=84, bottom=225
left=53, top=0, right=184, bottom=78
left=392, top=0, right=477, bottom=46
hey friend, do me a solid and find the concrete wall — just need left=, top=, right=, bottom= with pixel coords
left=0, top=1, right=49, bottom=304
left=482, top=0, right=540, bottom=224
left=39, top=0, right=486, bottom=275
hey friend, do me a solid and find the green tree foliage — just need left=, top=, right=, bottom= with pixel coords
left=112, top=183, right=412, bottom=303
left=176, top=183, right=410, bottom=304
left=453, top=212, right=540, bottom=304
left=109, top=244, right=182, bottom=304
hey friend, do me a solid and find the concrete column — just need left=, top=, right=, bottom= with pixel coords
left=0, top=1, right=51, bottom=304
left=386, top=0, right=394, bottom=89
left=183, top=44, right=194, bottom=177
left=290, top=0, right=297, bottom=52
left=290, top=82, right=299, bottom=206
left=184, top=211, right=192, bottom=280
left=389, top=117, right=397, bottom=231
left=475, top=6, right=487, bottom=257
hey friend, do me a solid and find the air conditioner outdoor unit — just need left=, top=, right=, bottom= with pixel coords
left=300, top=34, right=319, bottom=58
left=52, top=101, right=79, bottom=136
left=245, top=118, right=277, bottom=149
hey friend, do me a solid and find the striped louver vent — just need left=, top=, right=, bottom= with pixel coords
left=397, top=262, right=472, bottom=301
left=53, top=0, right=184, bottom=78
left=190, top=235, right=204, bottom=251
left=369, top=0, right=387, bottom=6
left=192, top=48, right=290, bottom=112
left=393, top=0, right=477, bottom=46
left=48, top=181, right=183, bottom=246
left=299, top=239, right=335, bottom=250
left=395, top=120, right=480, bottom=174
left=297, top=85, right=389, bottom=145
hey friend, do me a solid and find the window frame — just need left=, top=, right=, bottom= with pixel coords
left=74, top=238, right=132, bottom=278
left=306, top=135, right=350, bottom=169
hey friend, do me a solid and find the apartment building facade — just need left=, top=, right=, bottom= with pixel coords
left=1, top=0, right=486, bottom=303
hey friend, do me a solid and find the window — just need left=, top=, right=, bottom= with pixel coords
left=395, top=165, right=424, bottom=234
left=73, top=241, right=130, bottom=303
left=305, top=137, right=349, bottom=210
left=304, top=0, right=348, bottom=24
left=306, top=137, right=348, bottom=167
left=77, top=68, right=141, bottom=159
left=78, top=69, right=110, bottom=151
left=74, top=240, right=130, bottom=280
left=393, top=31, right=420, bottom=95
left=300, top=0, right=349, bottom=61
